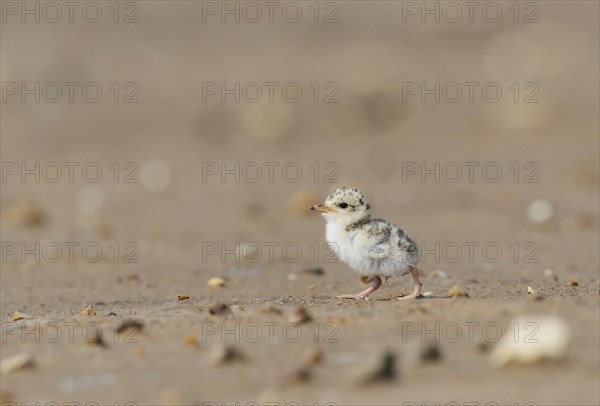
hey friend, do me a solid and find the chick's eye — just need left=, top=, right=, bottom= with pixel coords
left=338, top=202, right=348, bottom=209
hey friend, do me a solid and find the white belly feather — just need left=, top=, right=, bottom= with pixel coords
left=325, top=220, right=417, bottom=278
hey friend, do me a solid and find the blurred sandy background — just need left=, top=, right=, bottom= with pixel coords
left=1, top=1, right=599, bottom=405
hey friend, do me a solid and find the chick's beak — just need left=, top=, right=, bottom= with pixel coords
left=309, top=204, right=336, bottom=214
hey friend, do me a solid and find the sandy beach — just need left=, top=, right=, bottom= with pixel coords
left=1, top=1, right=599, bottom=405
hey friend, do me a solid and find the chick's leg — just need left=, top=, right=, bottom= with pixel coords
left=336, top=276, right=382, bottom=300
left=397, top=267, right=422, bottom=300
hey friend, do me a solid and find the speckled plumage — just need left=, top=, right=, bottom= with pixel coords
left=321, top=187, right=419, bottom=278
left=310, top=186, right=423, bottom=300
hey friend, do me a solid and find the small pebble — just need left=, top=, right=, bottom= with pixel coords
left=351, top=351, right=397, bottom=384
left=2, top=201, right=47, bottom=228
left=117, top=319, right=144, bottom=334
left=287, top=273, right=298, bottom=282
left=1, top=353, right=35, bottom=374
left=476, top=336, right=492, bottom=352
left=182, top=335, right=198, bottom=348
left=282, top=368, right=311, bottom=385
left=176, top=294, right=190, bottom=301
left=208, top=303, right=230, bottom=316
left=259, top=305, right=282, bottom=315
left=448, top=285, right=468, bottom=298
left=12, top=310, right=32, bottom=321
left=127, top=273, right=141, bottom=282
left=421, top=291, right=434, bottom=297
left=527, top=198, right=554, bottom=225
left=302, top=268, right=324, bottom=276
left=85, top=326, right=104, bottom=347
left=420, top=344, right=442, bottom=362
left=566, top=278, right=579, bottom=288
left=207, top=277, right=226, bottom=288
left=303, top=347, right=323, bottom=366
left=289, top=307, right=312, bottom=324
left=210, top=345, right=245, bottom=366
left=80, top=305, right=96, bottom=316
left=527, top=286, right=535, bottom=295
left=230, top=304, right=243, bottom=313
left=529, top=294, right=544, bottom=302
left=544, top=269, right=558, bottom=282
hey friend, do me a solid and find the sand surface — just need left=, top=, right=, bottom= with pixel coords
left=1, top=1, right=599, bottom=405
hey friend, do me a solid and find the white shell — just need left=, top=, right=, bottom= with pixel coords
left=207, top=277, right=226, bottom=288
left=490, top=316, right=570, bottom=367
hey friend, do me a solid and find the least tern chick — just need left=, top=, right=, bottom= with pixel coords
left=310, top=187, right=422, bottom=300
